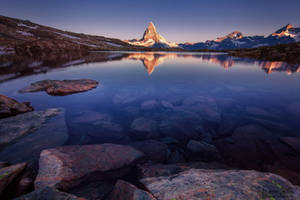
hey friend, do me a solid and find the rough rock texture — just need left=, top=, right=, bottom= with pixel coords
left=0, top=163, right=26, bottom=195
left=0, top=94, right=33, bottom=119
left=138, top=162, right=227, bottom=178
left=15, top=187, right=85, bottom=200
left=34, top=144, right=144, bottom=191
left=109, top=180, right=156, bottom=200
left=141, top=169, right=300, bottom=200
left=130, top=140, right=168, bottom=163
left=0, top=108, right=61, bottom=147
left=186, top=140, right=220, bottom=161
left=19, top=79, right=98, bottom=96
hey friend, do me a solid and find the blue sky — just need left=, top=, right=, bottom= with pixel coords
left=1, top=0, right=300, bottom=43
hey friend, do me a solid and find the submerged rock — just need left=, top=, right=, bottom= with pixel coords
left=130, top=117, right=159, bottom=139
left=280, top=137, right=300, bottom=154
left=0, top=108, right=61, bottom=147
left=35, top=144, right=144, bottom=191
left=0, top=108, right=67, bottom=164
left=0, top=163, right=26, bottom=196
left=15, top=187, right=85, bottom=200
left=109, top=180, right=156, bottom=200
left=19, top=79, right=98, bottom=96
left=130, top=140, right=168, bottom=163
left=141, top=100, right=159, bottom=110
left=0, top=94, right=33, bottom=119
left=141, top=169, right=300, bottom=200
left=187, top=140, right=220, bottom=161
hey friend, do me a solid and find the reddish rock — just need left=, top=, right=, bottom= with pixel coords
left=34, top=144, right=144, bottom=191
left=130, top=140, right=168, bottom=163
left=109, top=180, right=156, bottom=200
left=0, top=94, right=33, bottom=119
left=0, top=163, right=26, bottom=195
left=19, top=79, right=98, bottom=96
left=141, top=169, right=300, bottom=200
left=15, top=187, right=86, bottom=200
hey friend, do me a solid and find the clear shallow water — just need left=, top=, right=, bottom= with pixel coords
left=1, top=52, right=300, bottom=183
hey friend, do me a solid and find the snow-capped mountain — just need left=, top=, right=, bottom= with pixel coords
left=179, top=24, right=300, bottom=50
left=126, top=22, right=178, bottom=48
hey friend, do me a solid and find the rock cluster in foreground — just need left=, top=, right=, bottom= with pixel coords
left=19, top=79, right=98, bottom=96
left=3, top=143, right=298, bottom=200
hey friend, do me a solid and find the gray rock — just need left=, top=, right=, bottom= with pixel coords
left=141, top=169, right=300, bottom=200
left=0, top=108, right=61, bottom=147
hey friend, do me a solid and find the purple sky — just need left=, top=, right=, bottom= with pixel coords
left=1, top=0, right=300, bottom=43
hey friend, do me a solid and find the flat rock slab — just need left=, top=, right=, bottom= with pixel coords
left=19, top=79, right=98, bottom=96
left=0, top=94, right=33, bottom=119
left=0, top=108, right=67, bottom=164
left=0, top=163, right=26, bottom=195
left=141, top=169, right=300, bottom=200
left=15, top=187, right=85, bottom=200
left=0, top=108, right=61, bottom=147
left=35, top=144, right=144, bottom=191
left=109, top=180, right=156, bottom=200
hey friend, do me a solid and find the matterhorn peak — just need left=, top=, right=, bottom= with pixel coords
left=126, top=22, right=179, bottom=48
left=142, top=21, right=161, bottom=42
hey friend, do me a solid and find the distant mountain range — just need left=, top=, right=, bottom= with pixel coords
left=125, top=22, right=300, bottom=50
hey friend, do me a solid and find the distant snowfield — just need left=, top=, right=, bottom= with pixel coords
left=17, top=23, right=38, bottom=29
left=105, top=42, right=123, bottom=47
left=54, top=32, right=80, bottom=40
left=16, top=30, right=34, bottom=37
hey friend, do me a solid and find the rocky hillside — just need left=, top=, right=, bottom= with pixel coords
left=0, top=15, right=138, bottom=58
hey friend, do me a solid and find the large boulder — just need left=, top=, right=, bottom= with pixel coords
left=34, top=144, right=144, bottom=191
left=141, top=169, right=300, bottom=200
left=0, top=163, right=26, bottom=196
left=15, top=187, right=85, bottom=200
left=19, top=79, right=98, bottom=96
left=0, top=108, right=61, bottom=147
left=109, top=180, right=156, bottom=200
left=130, top=140, right=168, bottom=163
left=0, top=94, right=33, bottom=119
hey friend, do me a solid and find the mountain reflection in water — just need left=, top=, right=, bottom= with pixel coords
left=1, top=51, right=300, bottom=83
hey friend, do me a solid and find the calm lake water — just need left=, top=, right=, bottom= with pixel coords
left=1, top=52, right=300, bottom=183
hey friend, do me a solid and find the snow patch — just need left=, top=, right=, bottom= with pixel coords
left=29, top=61, right=43, bottom=68
left=105, top=42, right=123, bottom=47
left=17, top=30, right=34, bottom=37
left=54, top=32, right=80, bottom=40
left=17, top=23, right=38, bottom=29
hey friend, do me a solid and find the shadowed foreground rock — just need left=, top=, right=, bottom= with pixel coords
left=34, top=144, right=144, bottom=191
left=0, top=163, right=26, bottom=195
left=0, top=108, right=61, bottom=147
left=141, top=169, right=300, bottom=200
left=15, top=187, right=85, bottom=200
left=0, top=94, right=33, bottom=119
left=19, top=79, right=98, bottom=96
left=109, top=180, right=156, bottom=200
